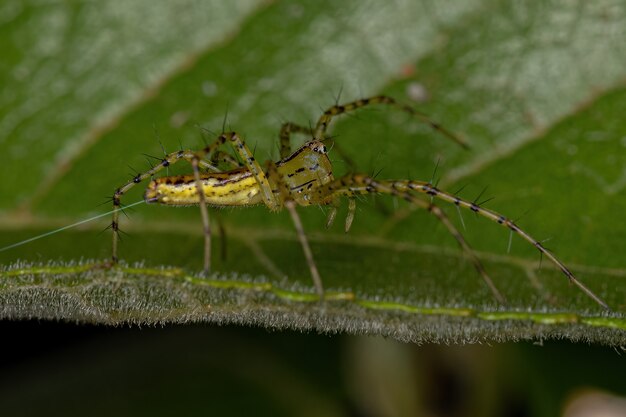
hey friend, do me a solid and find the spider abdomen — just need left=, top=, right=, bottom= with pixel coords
left=145, top=169, right=263, bottom=207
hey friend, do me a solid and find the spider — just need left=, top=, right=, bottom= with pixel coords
left=109, top=96, right=608, bottom=309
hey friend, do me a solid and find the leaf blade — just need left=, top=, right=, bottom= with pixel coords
left=1, top=0, right=625, bottom=344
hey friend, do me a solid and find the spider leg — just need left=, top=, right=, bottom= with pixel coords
left=113, top=130, right=278, bottom=271
left=322, top=174, right=609, bottom=309
left=318, top=175, right=505, bottom=304
left=111, top=149, right=219, bottom=266
left=210, top=150, right=243, bottom=169
left=266, top=161, right=324, bottom=297
left=198, top=152, right=239, bottom=263
left=279, top=122, right=314, bottom=159
left=193, top=131, right=282, bottom=268
left=216, top=214, right=228, bottom=261
left=192, top=156, right=212, bottom=273
left=191, top=145, right=246, bottom=273
left=286, top=201, right=324, bottom=298
left=205, top=132, right=280, bottom=210
left=390, top=178, right=608, bottom=308
left=190, top=131, right=281, bottom=270
left=314, top=95, right=469, bottom=149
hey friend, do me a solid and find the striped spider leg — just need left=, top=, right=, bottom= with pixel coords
left=279, top=96, right=506, bottom=302
left=285, top=95, right=607, bottom=308
left=314, top=174, right=609, bottom=309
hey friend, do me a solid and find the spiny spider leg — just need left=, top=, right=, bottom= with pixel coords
left=202, top=153, right=239, bottom=262
left=266, top=160, right=324, bottom=297
left=205, top=152, right=241, bottom=263
left=210, top=150, right=243, bottom=169
left=320, top=175, right=505, bottom=303
left=280, top=122, right=314, bottom=158
left=319, top=174, right=608, bottom=309
left=112, top=132, right=269, bottom=273
left=286, top=201, right=324, bottom=297
left=111, top=149, right=219, bottom=265
left=209, top=132, right=280, bottom=210
left=147, top=131, right=281, bottom=272
left=313, top=95, right=469, bottom=149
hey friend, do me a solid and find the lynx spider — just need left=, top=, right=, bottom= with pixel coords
left=109, top=95, right=608, bottom=309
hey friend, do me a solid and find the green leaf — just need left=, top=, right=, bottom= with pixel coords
left=1, top=0, right=625, bottom=344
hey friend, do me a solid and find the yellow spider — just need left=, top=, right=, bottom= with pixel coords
left=109, top=96, right=608, bottom=309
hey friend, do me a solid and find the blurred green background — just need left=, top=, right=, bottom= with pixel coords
left=1, top=1, right=625, bottom=415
